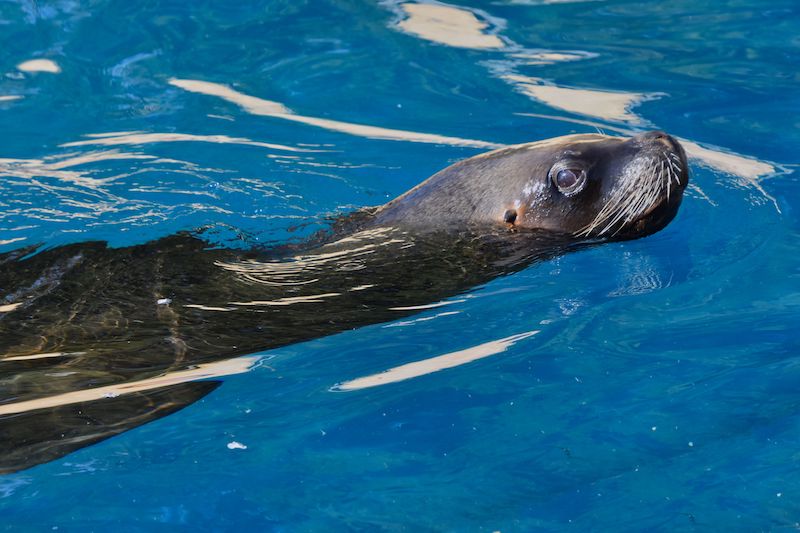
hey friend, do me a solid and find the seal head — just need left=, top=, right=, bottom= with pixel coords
left=372, top=131, right=689, bottom=241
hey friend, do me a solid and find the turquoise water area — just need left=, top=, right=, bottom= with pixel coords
left=1, top=0, right=799, bottom=530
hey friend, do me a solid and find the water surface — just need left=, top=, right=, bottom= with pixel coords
left=0, top=0, right=799, bottom=530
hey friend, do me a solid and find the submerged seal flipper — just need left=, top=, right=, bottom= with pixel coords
left=0, top=381, right=220, bottom=475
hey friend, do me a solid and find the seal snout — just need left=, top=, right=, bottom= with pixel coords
left=575, top=130, right=689, bottom=240
left=631, top=130, right=689, bottom=188
left=632, top=130, right=680, bottom=152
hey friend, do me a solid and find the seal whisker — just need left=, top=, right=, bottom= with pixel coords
left=669, top=159, right=682, bottom=185
left=589, top=184, right=631, bottom=235
left=668, top=153, right=683, bottom=180
left=600, top=159, right=655, bottom=234
left=669, top=160, right=680, bottom=190
left=563, top=140, right=686, bottom=238
left=600, top=172, right=649, bottom=236
left=582, top=167, right=642, bottom=236
left=604, top=203, right=634, bottom=235
left=607, top=158, right=664, bottom=235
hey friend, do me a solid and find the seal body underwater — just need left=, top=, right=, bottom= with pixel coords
left=0, top=131, right=688, bottom=473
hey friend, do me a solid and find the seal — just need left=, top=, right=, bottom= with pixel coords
left=370, top=131, right=687, bottom=239
left=0, top=131, right=688, bottom=473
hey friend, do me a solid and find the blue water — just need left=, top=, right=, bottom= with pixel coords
left=1, top=0, right=799, bottom=530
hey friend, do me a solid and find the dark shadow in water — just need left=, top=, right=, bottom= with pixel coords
left=0, top=214, right=580, bottom=474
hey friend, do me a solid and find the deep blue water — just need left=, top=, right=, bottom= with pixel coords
left=1, top=0, right=799, bottom=530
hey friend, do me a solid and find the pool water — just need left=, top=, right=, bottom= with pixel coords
left=1, top=0, right=799, bottom=530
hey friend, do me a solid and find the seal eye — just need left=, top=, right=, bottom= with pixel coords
left=551, top=168, right=587, bottom=196
left=556, top=169, right=579, bottom=188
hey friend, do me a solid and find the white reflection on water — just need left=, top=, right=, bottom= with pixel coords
left=501, top=73, right=657, bottom=123
left=508, top=50, right=598, bottom=65
left=0, top=237, right=27, bottom=247
left=0, top=356, right=262, bottom=416
left=332, top=330, right=539, bottom=391
left=183, top=304, right=235, bottom=312
left=677, top=139, right=776, bottom=182
left=383, top=310, right=461, bottom=328
left=0, top=302, right=24, bottom=313
left=61, top=131, right=312, bottom=153
left=390, top=299, right=465, bottom=311
left=2, top=351, right=84, bottom=362
left=2, top=126, right=312, bottom=194
left=396, top=3, right=505, bottom=49
left=0, top=125, right=329, bottom=246
left=16, top=59, right=61, bottom=74
left=216, top=227, right=407, bottom=286
left=501, top=0, right=601, bottom=4
left=0, top=95, right=23, bottom=102
left=0, top=150, right=157, bottom=188
left=679, top=140, right=780, bottom=212
left=229, top=293, right=342, bottom=307
left=169, top=78, right=501, bottom=149
left=392, top=2, right=656, bottom=123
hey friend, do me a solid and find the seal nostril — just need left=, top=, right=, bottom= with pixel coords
left=634, top=130, right=676, bottom=150
left=642, top=130, right=668, bottom=141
